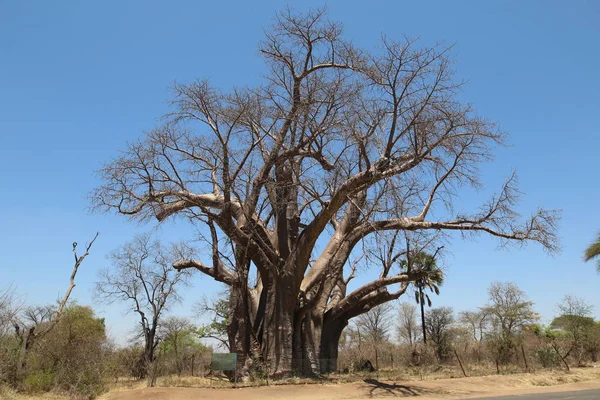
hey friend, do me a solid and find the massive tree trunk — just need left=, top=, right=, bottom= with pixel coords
left=319, top=314, right=348, bottom=373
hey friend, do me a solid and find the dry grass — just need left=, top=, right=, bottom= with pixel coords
left=8, top=367, right=600, bottom=399
left=0, top=385, right=68, bottom=400
left=119, top=365, right=600, bottom=390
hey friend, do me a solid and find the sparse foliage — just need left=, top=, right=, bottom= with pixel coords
left=159, top=317, right=207, bottom=376
left=424, top=306, right=455, bottom=361
left=483, top=282, right=537, bottom=365
left=397, top=302, right=420, bottom=345
left=355, top=304, right=393, bottom=343
left=552, top=295, right=595, bottom=366
left=95, top=234, right=191, bottom=379
left=195, top=294, right=230, bottom=350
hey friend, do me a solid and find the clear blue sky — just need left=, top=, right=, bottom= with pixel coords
left=1, top=1, right=599, bottom=342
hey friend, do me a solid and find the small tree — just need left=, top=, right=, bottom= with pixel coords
left=584, top=322, right=600, bottom=362
left=24, top=305, right=108, bottom=397
left=459, top=310, right=489, bottom=344
left=13, top=233, right=99, bottom=384
left=95, top=234, right=191, bottom=379
left=459, top=310, right=488, bottom=362
left=552, top=295, right=594, bottom=366
left=424, top=306, right=455, bottom=361
left=195, top=294, right=230, bottom=350
left=0, top=285, right=20, bottom=384
left=355, top=304, right=393, bottom=343
left=160, top=317, right=206, bottom=376
left=409, top=250, right=444, bottom=344
left=483, top=282, right=537, bottom=366
left=397, top=302, right=420, bottom=346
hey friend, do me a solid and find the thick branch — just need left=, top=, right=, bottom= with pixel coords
left=173, top=259, right=236, bottom=285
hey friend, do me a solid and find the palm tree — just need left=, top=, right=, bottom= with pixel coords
left=584, top=232, right=600, bottom=273
left=408, top=249, right=444, bottom=344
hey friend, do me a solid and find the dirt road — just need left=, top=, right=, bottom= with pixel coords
left=100, top=374, right=600, bottom=400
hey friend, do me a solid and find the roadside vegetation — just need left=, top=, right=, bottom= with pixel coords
left=2, top=276, right=600, bottom=399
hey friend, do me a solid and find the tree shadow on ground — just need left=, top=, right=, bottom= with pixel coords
left=363, top=378, right=427, bottom=397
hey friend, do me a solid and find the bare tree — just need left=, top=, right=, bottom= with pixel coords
left=13, top=233, right=99, bottom=380
left=0, top=285, right=19, bottom=336
left=459, top=310, right=489, bottom=344
left=95, top=234, right=191, bottom=378
left=459, top=309, right=489, bottom=362
left=0, top=285, right=20, bottom=383
left=397, top=302, right=420, bottom=346
left=424, top=306, right=455, bottom=361
left=92, top=8, right=559, bottom=374
left=355, top=304, right=393, bottom=343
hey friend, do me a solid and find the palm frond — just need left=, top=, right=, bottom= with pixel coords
left=584, top=233, right=600, bottom=263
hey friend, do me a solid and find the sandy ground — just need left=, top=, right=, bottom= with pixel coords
left=98, top=369, right=600, bottom=400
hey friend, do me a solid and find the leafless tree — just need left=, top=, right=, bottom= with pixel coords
left=95, top=234, right=191, bottom=378
left=0, top=285, right=19, bottom=336
left=424, top=306, right=455, bottom=361
left=355, top=304, right=393, bottom=343
left=0, top=285, right=20, bottom=383
left=92, top=8, right=559, bottom=374
left=13, top=233, right=99, bottom=381
left=459, top=310, right=489, bottom=344
left=397, top=302, right=420, bottom=346
left=459, top=309, right=489, bottom=362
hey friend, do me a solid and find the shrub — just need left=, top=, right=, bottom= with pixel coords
left=536, top=346, right=560, bottom=368
left=22, top=370, right=55, bottom=393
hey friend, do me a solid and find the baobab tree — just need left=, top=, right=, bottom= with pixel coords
left=93, top=9, right=559, bottom=375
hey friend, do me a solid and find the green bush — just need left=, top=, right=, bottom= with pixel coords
left=22, top=370, right=55, bottom=392
left=535, top=346, right=560, bottom=368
